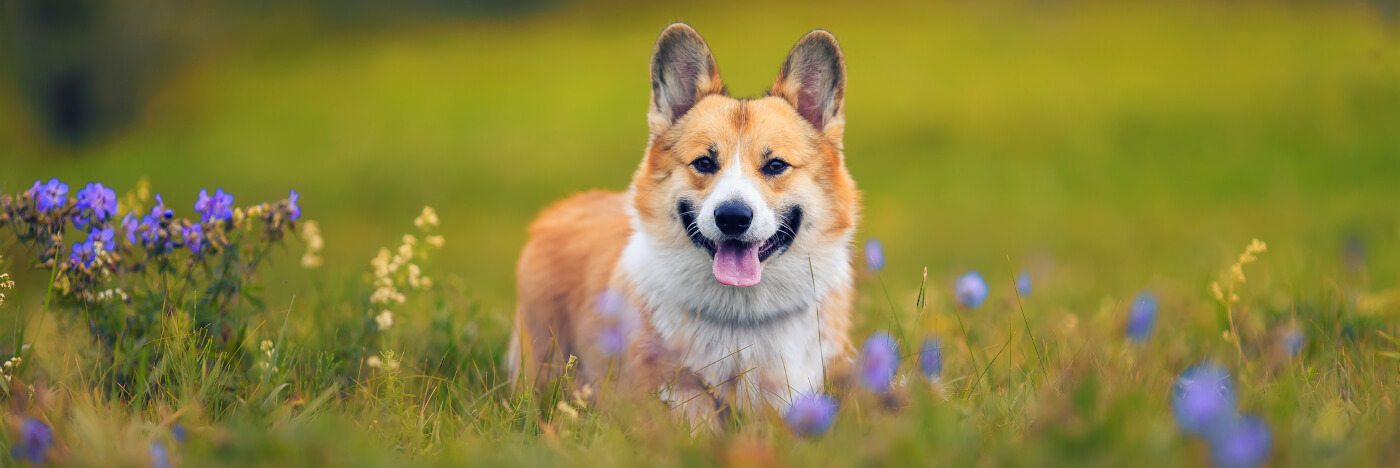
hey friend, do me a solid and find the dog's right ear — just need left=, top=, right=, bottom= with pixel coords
left=648, top=23, right=725, bottom=135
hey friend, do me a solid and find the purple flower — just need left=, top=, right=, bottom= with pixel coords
left=10, top=418, right=53, bottom=464
left=149, top=194, right=173, bottom=219
left=91, top=227, right=115, bottom=247
left=954, top=271, right=988, bottom=309
left=1015, top=271, right=1032, bottom=296
left=171, top=424, right=187, bottom=443
left=858, top=332, right=899, bottom=392
left=783, top=393, right=838, bottom=436
left=150, top=440, right=171, bottom=468
left=137, top=215, right=167, bottom=248
left=1210, top=415, right=1272, bottom=468
left=121, top=213, right=140, bottom=244
left=287, top=190, right=301, bottom=221
left=1126, top=291, right=1158, bottom=342
left=598, top=326, right=628, bottom=356
left=595, top=289, right=626, bottom=317
left=918, top=336, right=943, bottom=380
left=864, top=238, right=884, bottom=272
left=69, top=228, right=113, bottom=267
left=194, top=188, right=234, bottom=223
left=1282, top=330, right=1304, bottom=356
left=70, top=239, right=95, bottom=266
left=72, top=182, right=118, bottom=228
left=28, top=178, right=69, bottom=213
left=594, top=289, right=636, bottom=356
left=1173, top=362, right=1237, bottom=437
left=183, top=223, right=205, bottom=252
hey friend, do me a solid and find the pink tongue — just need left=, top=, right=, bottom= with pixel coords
left=713, top=241, right=762, bottom=287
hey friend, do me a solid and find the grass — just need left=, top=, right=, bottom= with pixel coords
left=1, top=0, right=1399, bottom=466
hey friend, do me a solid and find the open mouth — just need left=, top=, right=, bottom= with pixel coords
left=679, top=201, right=803, bottom=287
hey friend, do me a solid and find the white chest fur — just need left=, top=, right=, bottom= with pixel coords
left=618, top=228, right=853, bottom=410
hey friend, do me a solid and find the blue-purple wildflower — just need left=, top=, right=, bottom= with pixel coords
left=121, top=212, right=140, bottom=244
left=194, top=189, right=234, bottom=223
left=1016, top=271, right=1032, bottom=296
left=150, top=194, right=173, bottom=219
left=918, top=336, right=943, bottom=380
left=28, top=178, right=69, bottom=213
left=150, top=440, right=171, bottom=468
left=783, top=393, right=838, bottom=436
left=1173, top=362, right=1237, bottom=437
left=1126, top=291, right=1158, bottom=342
left=598, top=326, right=628, bottom=356
left=288, top=190, right=302, bottom=221
left=954, top=271, right=989, bottom=309
left=865, top=238, right=884, bottom=272
left=10, top=418, right=54, bottom=465
left=70, top=239, right=96, bottom=267
left=70, top=228, right=114, bottom=267
left=596, top=289, right=625, bottom=316
left=126, top=195, right=174, bottom=249
left=1282, top=330, right=1304, bottom=356
left=72, top=182, right=118, bottom=228
left=595, top=289, right=633, bottom=356
left=171, top=424, right=187, bottom=443
left=858, top=332, right=900, bottom=392
left=183, top=223, right=205, bottom=253
left=139, top=216, right=167, bottom=248
left=1210, top=415, right=1272, bottom=468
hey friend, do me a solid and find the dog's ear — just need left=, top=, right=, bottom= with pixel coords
left=648, top=23, right=725, bottom=135
left=770, top=30, right=846, bottom=143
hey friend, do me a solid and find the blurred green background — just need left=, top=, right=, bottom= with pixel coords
left=2, top=0, right=1398, bottom=314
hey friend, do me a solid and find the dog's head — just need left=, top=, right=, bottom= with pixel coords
left=630, top=23, right=857, bottom=287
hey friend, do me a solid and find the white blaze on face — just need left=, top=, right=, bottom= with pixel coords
left=696, top=146, right=778, bottom=244
left=696, top=136, right=781, bottom=288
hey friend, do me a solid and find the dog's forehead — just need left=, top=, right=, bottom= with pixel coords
left=742, top=98, right=819, bottom=152
left=672, top=96, right=815, bottom=158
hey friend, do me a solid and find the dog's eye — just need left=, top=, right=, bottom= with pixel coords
left=762, top=158, right=790, bottom=176
left=691, top=156, right=717, bottom=174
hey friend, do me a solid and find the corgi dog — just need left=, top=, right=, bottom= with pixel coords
left=508, top=23, right=858, bottom=424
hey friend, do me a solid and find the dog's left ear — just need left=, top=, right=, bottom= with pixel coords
left=770, top=30, right=846, bottom=144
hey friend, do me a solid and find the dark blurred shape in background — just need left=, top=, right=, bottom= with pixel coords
left=3, top=0, right=557, bottom=146
left=5, top=0, right=211, bottom=144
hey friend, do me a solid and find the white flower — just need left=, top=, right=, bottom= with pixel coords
left=408, top=264, right=431, bottom=289
left=414, top=206, right=439, bottom=229
left=369, top=352, right=399, bottom=370
left=376, top=310, right=394, bottom=330
left=300, top=221, right=324, bottom=269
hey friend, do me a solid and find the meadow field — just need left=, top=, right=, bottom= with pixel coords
left=1, top=0, right=1399, bottom=466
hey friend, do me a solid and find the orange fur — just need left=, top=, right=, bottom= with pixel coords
left=508, top=190, right=629, bottom=386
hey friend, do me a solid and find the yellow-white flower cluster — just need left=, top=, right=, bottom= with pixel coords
left=1211, top=239, right=1268, bottom=304
left=300, top=220, right=324, bottom=269
left=0, top=255, right=13, bottom=308
left=366, top=350, right=400, bottom=370
left=368, top=207, right=442, bottom=331
left=258, top=339, right=279, bottom=373
left=375, top=309, right=394, bottom=330
left=2, top=357, right=21, bottom=382
left=92, top=288, right=129, bottom=303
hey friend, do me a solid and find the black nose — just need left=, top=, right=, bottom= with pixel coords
left=714, top=202, right=753, bottom=236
